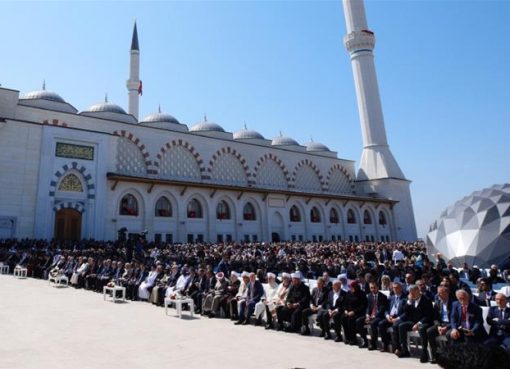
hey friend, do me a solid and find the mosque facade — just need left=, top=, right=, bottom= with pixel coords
left=0, top=0, right=417, bottom=244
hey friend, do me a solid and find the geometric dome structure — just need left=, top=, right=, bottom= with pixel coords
left=426, top=183, right=510, bottom=267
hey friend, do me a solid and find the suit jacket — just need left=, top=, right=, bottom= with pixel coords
left=365, top=291, right=389, bottom=319
left=310, top=286, right=328, bottom=308
left=400, top=295, right=434, bottom=324
left=450, top=301, right=486, bottom=338
left=247, top=280, right=264, bottom=303
left=324, top=289, right=346, bottom=312
left=432, top=297, right=453, bottom=325
left=385, top=294, right=406, bottom=318
left=486, top=306, right=510, bottom=338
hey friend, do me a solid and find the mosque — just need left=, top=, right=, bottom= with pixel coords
left=0, top=0, right=417, bottom=244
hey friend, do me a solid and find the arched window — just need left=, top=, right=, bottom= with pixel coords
left=363, top=210, right=372, bottom=225
left=155, top=196, right=172, bottom=217
left=347, top=209, right=357, bottom=224
left=216, top=201, right=231, bottom=220
left=379, top=211, right=387, bottom=226
left=290, top=205, right=301, bottom=222
left=330, top=208, right=339, bottom=224
left=243, top=202, right=256, bottom=221
left=310, top=207, right=321, bottom=223
left=119, top=194, right=138, bottom=216
left=187, top=198, right=202, bottom=218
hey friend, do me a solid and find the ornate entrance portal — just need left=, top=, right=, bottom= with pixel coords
left=54, top=208, right=82, bottom=241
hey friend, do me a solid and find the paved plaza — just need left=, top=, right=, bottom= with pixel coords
left=0, top=275, right=426, bottom=369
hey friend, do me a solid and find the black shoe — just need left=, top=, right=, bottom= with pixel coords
left=359, top=341, right=368, bottom=349
left=335, top=336, right=343, bottom=343
left=241, top=320, right=249, bottom=325
left=319, top=330, right=325, bottom=338
left=234, top=320, right=244, bottom=325
left=254, top=317, right=262, bottom=326
left=276, top=324, right=284, bottom=331
left=395, top=350, right=410, bottom=358
left=368, top=344, right=376, bottom=351
left=430, top=357, right=437, bottom=364
left=208, top=313, right=215, bottom=319
left=324, top=334, right=332, bottom=340
left=265, top=324, right=273, bottom=330
left=420, top=353, right=429, bottom=363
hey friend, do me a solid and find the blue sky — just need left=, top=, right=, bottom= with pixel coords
left=1, top=0, right=509, bottom=238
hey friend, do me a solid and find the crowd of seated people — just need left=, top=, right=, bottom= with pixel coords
left=1, top=238, right=510, bottom=365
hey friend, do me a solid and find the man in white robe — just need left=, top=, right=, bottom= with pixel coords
left=138, top=265, right=162, bottom=300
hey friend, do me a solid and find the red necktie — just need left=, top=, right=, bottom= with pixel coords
left=371, top=295, right=378, bottom=316
left=461, top=305, right=467, bottom=321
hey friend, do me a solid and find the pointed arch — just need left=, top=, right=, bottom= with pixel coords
left=208, top=147, right=250, bottom=186
left=113, top=130, right=152, bottom=174
left=326, top=164, right=355, bottom=194
left=291, top=159, right=325, bottom=192
left=49, top=162, right=95, bottom=199
left=253, top=153, right=290, bottom=189
left=154, top=139, right=205, bottom=180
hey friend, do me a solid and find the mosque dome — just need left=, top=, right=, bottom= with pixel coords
left=306, top=141, right=330, bottom=152
left=142, top=111, right=180, bottom=125
left=271, top=135, right=299, bottom=147
left=233, top=127, right=264, bottom=140
left=190, top=120, right=225, bottom=133
left=426, top=183, right=510, bottom=267
left=20, top=90, right=66, bottom=103
left=83, top=102, right=127, bottom=115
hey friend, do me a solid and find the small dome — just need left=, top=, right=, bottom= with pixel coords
left=271, top=135, right=299, bottom=146
left=142, top=112, right=180, bottom=125
left=306, top=141, right=330, bottom=152
left=20, top=90, right=66, bottom=103
left=190, top=120, right=225, bottom=133
left=233, top=128, right=264, bottom=140
left=83, top=102, right=127, bottom=115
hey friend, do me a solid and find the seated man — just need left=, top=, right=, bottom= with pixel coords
left=223, top=271, right=240, bottom=320
left=138, top=264, right=163, bottom=301
left=484, top=293, right=510, bottom=350
left=265, top=273, right=290, bottom=329
left=276, top=272, right=311, bottom=333
left=448, top=289, right=487, bottom=344
left=393, top=284, right=434, bottom=360
left=254, top=273, right=278, bottom=326
left=476, top=278, right=496, bottom=307
left=378, top=281, right=406, bottom=353
left=301, top=276, right=328, bottom=335
left=203, top=271, right=229, bottom=318
left=231, top=272, right=250, bottom=322
left=237, top=272, right=264, bottom=325
left=356, top=281, right=388, bottom=350
left=318, top=279, right=345, bottom=341
left=426, top=285, right=453, bottom=364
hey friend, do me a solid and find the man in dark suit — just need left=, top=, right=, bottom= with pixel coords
left=238, top=272, right=264, bottom=325
left=426, top=285, right=453, bottom=363
left=484, top=293, right=510, bottom=350
left=448, top=289, right=487, bottom=344
left=378, top=281, right=407, bottom=352
left=393, top=284, right=434, bottom=360
left=276, top=272, right=311, bottom=333
left=318, top=279, right=346, bottom=341
left=356, top=281, right=388, bottom=350
left=301, top=277, right=328, bottom=335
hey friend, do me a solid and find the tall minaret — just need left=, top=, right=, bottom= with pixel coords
left=342, top=0, right=417, bottom=240
left=126, top=21, right=140, bottom=120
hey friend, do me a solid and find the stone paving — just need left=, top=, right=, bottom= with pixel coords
left=0, top=275, right=427, bottom=369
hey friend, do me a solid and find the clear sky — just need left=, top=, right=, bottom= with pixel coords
left=1, top=0, right=509, bottom=239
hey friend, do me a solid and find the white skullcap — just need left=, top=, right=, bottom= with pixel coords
left=291, top=272, right=302, bottom=279
left=337, top=274, right=347, bottom=280
left=282, top=273, right=291, bottom=279
left=267, top=272, right=276, bottom=279
left=241, top=271, right=250, bottom=278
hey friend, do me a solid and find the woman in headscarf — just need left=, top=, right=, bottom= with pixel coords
left=341, top=281, right=367, bottom=345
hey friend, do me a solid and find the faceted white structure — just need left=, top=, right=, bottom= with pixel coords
left=427, top=184, right=510, bottom=267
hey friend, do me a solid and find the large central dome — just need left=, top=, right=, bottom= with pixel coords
left=427, top=183, right=510, bottom=267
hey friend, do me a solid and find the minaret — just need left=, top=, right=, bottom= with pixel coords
left=342, top=0, right=417, bottom=240
left=126, top=21, right=140, bottom=120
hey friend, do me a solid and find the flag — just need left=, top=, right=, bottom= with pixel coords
left=138, top=80, right=143, bottom=96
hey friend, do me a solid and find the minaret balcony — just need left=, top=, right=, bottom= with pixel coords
left=344, top=30, right=376, bottom=54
